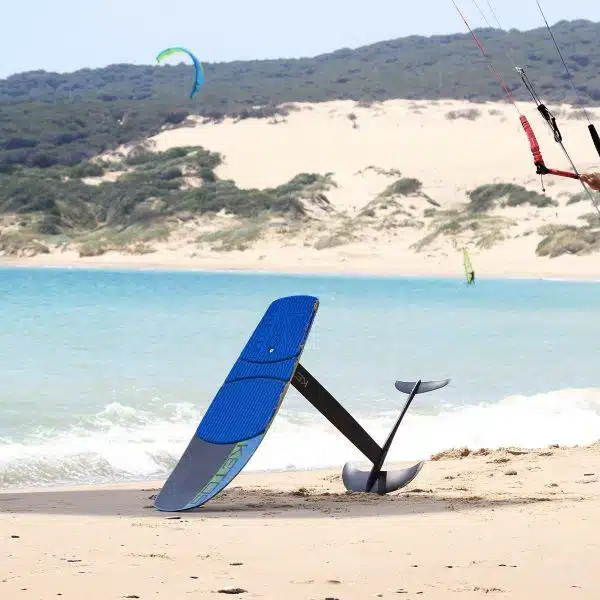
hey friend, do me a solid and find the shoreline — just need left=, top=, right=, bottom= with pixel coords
left=4, top=97, right=600, bottom=288
left=3, top=441, right=600, bottom=599
left=2, top=255, right=600, bottom=282
left=3, top=440, right=599, bottom=497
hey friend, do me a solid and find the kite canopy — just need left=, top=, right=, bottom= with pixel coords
left=156, top=47, right=204, bottom=99
left=463, top=248, right=474, bottom=285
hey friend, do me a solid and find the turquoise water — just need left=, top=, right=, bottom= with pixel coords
left=1, top=266, right=600, bottom=488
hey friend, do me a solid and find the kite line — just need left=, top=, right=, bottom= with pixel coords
left=451, top=0, right=600, bottom=217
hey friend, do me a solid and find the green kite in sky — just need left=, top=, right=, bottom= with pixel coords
left=156, top=47, right=204, bottom=99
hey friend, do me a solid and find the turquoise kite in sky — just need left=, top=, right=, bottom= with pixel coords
left=156, top=47, right=204, bottom=99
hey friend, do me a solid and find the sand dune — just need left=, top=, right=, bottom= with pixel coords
left=2, top=98, right=600, bottom=279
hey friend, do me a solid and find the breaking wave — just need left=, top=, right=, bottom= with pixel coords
left=2, top=387, right=600, bottom=489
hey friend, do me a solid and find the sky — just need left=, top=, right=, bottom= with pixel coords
left=1, top=0, right=599, bottom=79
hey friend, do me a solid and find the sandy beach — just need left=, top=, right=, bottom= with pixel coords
left=3, top=98, right=600, bottom=598
left=2, top=98, right=600, bottom=280
left=2, top=443, right=600, bottom=599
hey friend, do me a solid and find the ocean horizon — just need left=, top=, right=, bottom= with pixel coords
left=1, top=265, right=599, bottom=490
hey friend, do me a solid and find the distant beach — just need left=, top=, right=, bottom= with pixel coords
left=2, top=99, right=600, bottom=280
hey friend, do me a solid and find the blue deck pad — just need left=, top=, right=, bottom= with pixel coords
left=155, top=295, right=319, bottom=511
left=239, top=295, right=319, bottom=363
left=196, top=295, right=318, bottom=444
left=197, top=379, right=287, bottom=444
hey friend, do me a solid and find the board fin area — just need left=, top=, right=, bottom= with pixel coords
left=292, top=365, right=450, bottom=496
left=342, top=378, right=450, bottom=494
left=394, top=379, right=451, bottom=395
left=342, top=460, right=424, bottom=494
left=154, top=295, right=319, bottom=512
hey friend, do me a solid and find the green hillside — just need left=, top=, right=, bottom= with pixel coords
left=1, top=20, right=599, bottom=259
left=1, top=19, right=599, bottom=170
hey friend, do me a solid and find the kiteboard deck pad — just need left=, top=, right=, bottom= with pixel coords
left=154, top=295, right=319, bottom=512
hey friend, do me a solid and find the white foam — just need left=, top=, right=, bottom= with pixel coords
left=1, top=388, right=600, bottom=488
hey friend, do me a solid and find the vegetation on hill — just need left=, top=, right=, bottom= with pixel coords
left=0, top=146, right=335, bottom=257
left=536, top=212, right=600, bottom=257
left=1, top=20, right=600, bottom=259
left=467, top=184, right=557, bottom=212
left=2, top=20, right=600, bottom=169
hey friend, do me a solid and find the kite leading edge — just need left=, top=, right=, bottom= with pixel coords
left=156, top=47, right=204, bottom=99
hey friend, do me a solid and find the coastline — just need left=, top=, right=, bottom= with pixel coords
left=2, top=252, right=600, bottom=282
left=4, top=98, right=600, bottom=284
left=3, top=442, right=600, bottom=599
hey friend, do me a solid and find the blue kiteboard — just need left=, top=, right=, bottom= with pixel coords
left=154, top=295, right=319, bottom=511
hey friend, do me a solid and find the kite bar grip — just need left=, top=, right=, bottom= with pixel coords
left=544, top=168, right=579, bottom=180
left=520, top=115, right=545, bottom=166
left=520, top=115, right=579, bottom=180
left=589, top=124, right=600, bottom=159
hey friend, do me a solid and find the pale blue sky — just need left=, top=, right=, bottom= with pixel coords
left=1, top=0, right=598, bottom=78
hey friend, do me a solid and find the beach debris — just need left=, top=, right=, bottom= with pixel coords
left=430, top=447, right=471, bottom=460
left=504, top=470, right=518, bottom=476
left=229, top=562, right=243, bottom=566
left=576, top=477, right=598, bottom=484
left=217, top=587, right=247, bottom=595
left=10, top=535, right=19, bottom=538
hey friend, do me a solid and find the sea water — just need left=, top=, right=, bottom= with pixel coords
left=1, top=266, right=599, bottom=489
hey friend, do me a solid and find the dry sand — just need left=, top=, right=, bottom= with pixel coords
left=3, top=98, right=600, bottom=279
left=2, top=443, right=600, bottom=599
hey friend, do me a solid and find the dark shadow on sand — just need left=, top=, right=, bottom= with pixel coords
left=0, top=485, right=566, bottom=519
